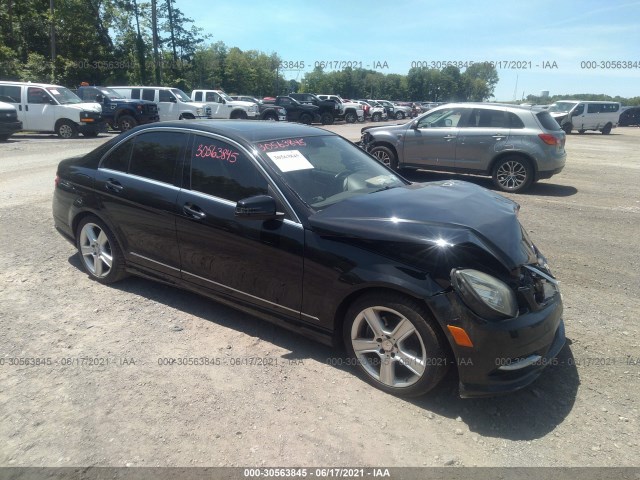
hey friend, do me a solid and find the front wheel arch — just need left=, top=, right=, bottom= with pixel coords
left=341, top=290, right=450, bottom=396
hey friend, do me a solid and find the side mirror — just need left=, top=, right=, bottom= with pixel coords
left=95, top=94, right=104, bottom=102
left=411, top=120, right=420, bottom=129
left=235, top=195, right=284, bottom=220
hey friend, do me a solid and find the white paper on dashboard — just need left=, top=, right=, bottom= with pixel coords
left=266, top=150, right=314, bottom=172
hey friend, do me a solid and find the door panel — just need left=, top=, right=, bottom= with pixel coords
left=455, top=108, right=510, bottom=172
left=24, top=87, right=56, bottom=131
left=402, top=108, right=465, bottom=168
left=95, top=130, right=188, bottom=276
left=176, top=134, right=304, bottom=318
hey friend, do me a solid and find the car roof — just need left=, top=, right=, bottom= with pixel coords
left=0, top=81, right=64, bottom=88
left=142, top=120, right=332, bottom=143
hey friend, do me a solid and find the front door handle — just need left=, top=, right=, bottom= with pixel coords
left=105, top=178, right=124, bottom=192
left=491, top=134, right=507, bottom=140
left=443, top=135, right=456, bottom=141
left=183, top=203, right=206, bottom=219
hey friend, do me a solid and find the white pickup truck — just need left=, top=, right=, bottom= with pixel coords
left=317, top=95, right=364, bottom=123
left=190, top=90, right=259, bottom=119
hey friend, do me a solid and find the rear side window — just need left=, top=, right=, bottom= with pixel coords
left=102, top=139, right=133, bottom=172
left=508, top=112, right=525, bottom=129
left=587, top=104, right=601, bottom=113
left=536, top=111, right=561, bottom=131
left=466, top=109, right=508, bottom=128
left=193, top=92, right=202, bottom=102
left=190, top=135, right=268, bottom=202
left=129, top=131, right=186, bottom=184
left=130, top=89, right=140, bottom=100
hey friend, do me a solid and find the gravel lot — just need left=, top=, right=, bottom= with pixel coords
left=0, top=123, right=638, bottom=468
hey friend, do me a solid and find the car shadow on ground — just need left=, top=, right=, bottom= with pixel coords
left=68, top=254, right=579, bottom=441
left=402, top=170, right=578, bottom=198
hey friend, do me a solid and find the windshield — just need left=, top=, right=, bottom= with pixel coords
left=99, top=88, right=125, bottom=99
left=256, top=135, right=406, bottom=210
left=547, top=101, right=577, bottom=113
left=170, top=88, right=192, bottom=102
left=218, top=91, right=234, bottom=102
left=46, top=87, right=82, bottom=105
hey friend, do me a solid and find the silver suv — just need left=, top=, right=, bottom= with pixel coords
left=361, top=103, right=567, bottom=192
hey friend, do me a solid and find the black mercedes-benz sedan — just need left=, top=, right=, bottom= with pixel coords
left=53, top=120, right=565, bottom=398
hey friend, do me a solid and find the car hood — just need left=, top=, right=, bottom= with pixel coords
left=308, top=180, right=537, bottom=271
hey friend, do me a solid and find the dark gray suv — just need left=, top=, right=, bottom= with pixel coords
left=361, top=103, right=566, bottom=192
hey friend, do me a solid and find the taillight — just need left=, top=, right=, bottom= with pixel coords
left=538, top=133, right=560, bottom=146
left=54, top=174, right=60, bottom=188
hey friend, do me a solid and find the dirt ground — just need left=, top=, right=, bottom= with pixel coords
left=0, top=123, right=638, bottom=468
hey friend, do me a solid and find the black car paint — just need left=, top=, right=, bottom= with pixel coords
left=53, top=120, right=565, bottom=397
left=76, top=86, right=159, bottom=128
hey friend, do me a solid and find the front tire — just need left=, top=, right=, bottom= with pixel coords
left=76, top=216, right=127, bottom=284
left=343, top=292, right=449, bottom=397
left=395, top=111, right=405, bottom=120
left=372, top=112, right=381, bottom=122
left=56, top=120, right=78, bottom=139
left=562, top=123, right=572, bottom=134
left=345, top=111, right=357, bottom=124
left=601, top=123, right=612, bottom=135
left=492, top=156, right=534, bottom=193
left=369, top=145, right=398, bottom=170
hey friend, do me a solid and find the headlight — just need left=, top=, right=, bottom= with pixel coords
left=451, top=269, right=518, bottom=320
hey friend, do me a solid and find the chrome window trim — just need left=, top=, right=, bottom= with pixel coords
left=98, top=167, right=182, bottom=190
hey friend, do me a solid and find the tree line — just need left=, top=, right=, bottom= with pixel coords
left=1, top=1, right=637, bottom=104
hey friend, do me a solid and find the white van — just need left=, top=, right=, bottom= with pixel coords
left=109, top=86, right=211, bottom=122
left=0, top=81, right=105, bottom=138
left=190, top=89, right=259, bottom=119
left=547, top=100, right=620, bottom=134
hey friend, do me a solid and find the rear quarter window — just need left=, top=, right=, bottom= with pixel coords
left=536, top=111, right=561, bottom=131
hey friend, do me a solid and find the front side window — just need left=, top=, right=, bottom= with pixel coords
left=416, top=108, right=465, bottom=128
left=129, top=131, right=186, bottom=184
left=159, top=90, right=175, bottom=102
left=27, top=87, right=54, bottom=105
left=205, top=92, right=222, bottom=103
left=190, top=135, right=268, bottom=202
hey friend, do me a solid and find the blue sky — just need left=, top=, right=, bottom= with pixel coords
left=182, top=0, right=640, bottom=101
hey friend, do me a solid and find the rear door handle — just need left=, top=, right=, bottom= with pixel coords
left=492, top=134, right=507, bottom=140
left=183, top=203, right=206, bottom=219
left=105, top=178, right=124, bottom=192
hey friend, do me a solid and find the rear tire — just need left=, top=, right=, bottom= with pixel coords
left=76, top=216, right=127, bottom=284
left=321, top=112, right=334, bottom=125
left=343, top=292, right=449, bottom=397
left=395, top=111, right=405, bottom=120
left=601, top=123, right=612, bottom=135
left=562, top=123, right=572, bottom=134
left=345, top=111, right=357, bottom=124
left=492, top=156, right=534, bottom=193
left=299, top=113, right=312, bottom=125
